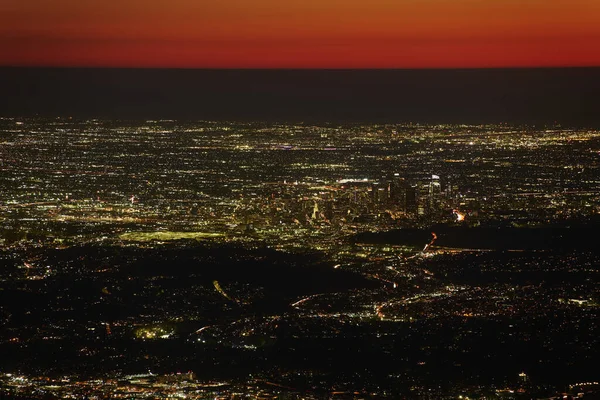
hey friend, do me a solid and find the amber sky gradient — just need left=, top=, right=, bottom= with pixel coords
left=1, top=0, right=599, bottom=68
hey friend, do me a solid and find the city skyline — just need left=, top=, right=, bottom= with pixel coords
left=0, top=118, right=598, bottom=398
left=1, top=1, right=599, bottom=397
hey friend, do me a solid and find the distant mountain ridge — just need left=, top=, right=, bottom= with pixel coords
left=1, top=67, right=599, bottom=127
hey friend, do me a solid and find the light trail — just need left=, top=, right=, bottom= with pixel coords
left=422, top=232, right=438, bottom=253
left=291, top=293, right=324, bottom=308
left=386, top=266, right=404, bottom=281
left=0, top=201, right=59, bottom=209
left=212, top=280, right=238, bottom=304
left=366, top=273, right=397, bottom=288
left=375, top=292, right=444, bottom=320
left=258, top=380, right=296, bottom=391
left=194, top=325, right=214, bottom=334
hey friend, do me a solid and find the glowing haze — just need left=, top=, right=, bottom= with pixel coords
left=1, top=0, right=599, bottom=68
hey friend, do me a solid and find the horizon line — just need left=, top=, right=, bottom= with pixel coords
left=2, top=65, right=600, bottom=71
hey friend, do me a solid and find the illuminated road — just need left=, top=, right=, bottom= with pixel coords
left=291, top=293, right=325, bottom=308
left=212, top=280, right=238, bottom=304
left=374, top=290, right=458, bottom=321
left=422, top=232, right=438, bottom=253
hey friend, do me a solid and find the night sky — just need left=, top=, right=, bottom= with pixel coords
left=1, top=0, right=600, bottom=68
left=2, top=1, right=599, bottom=124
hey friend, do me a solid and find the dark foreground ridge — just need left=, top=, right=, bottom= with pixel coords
left=1, top=241, right=598, bottom=399
left=355, top=222, right=600, bottom=251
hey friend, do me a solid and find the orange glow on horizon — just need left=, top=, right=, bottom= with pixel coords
left=1, top=0, right=599, bottom=68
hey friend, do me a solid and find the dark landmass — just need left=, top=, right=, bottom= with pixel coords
left=0, top=243, right=376, bottom=376
left=2, top=67, right=600, bottom=127
left=355, top=223, right=600, bottom=250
